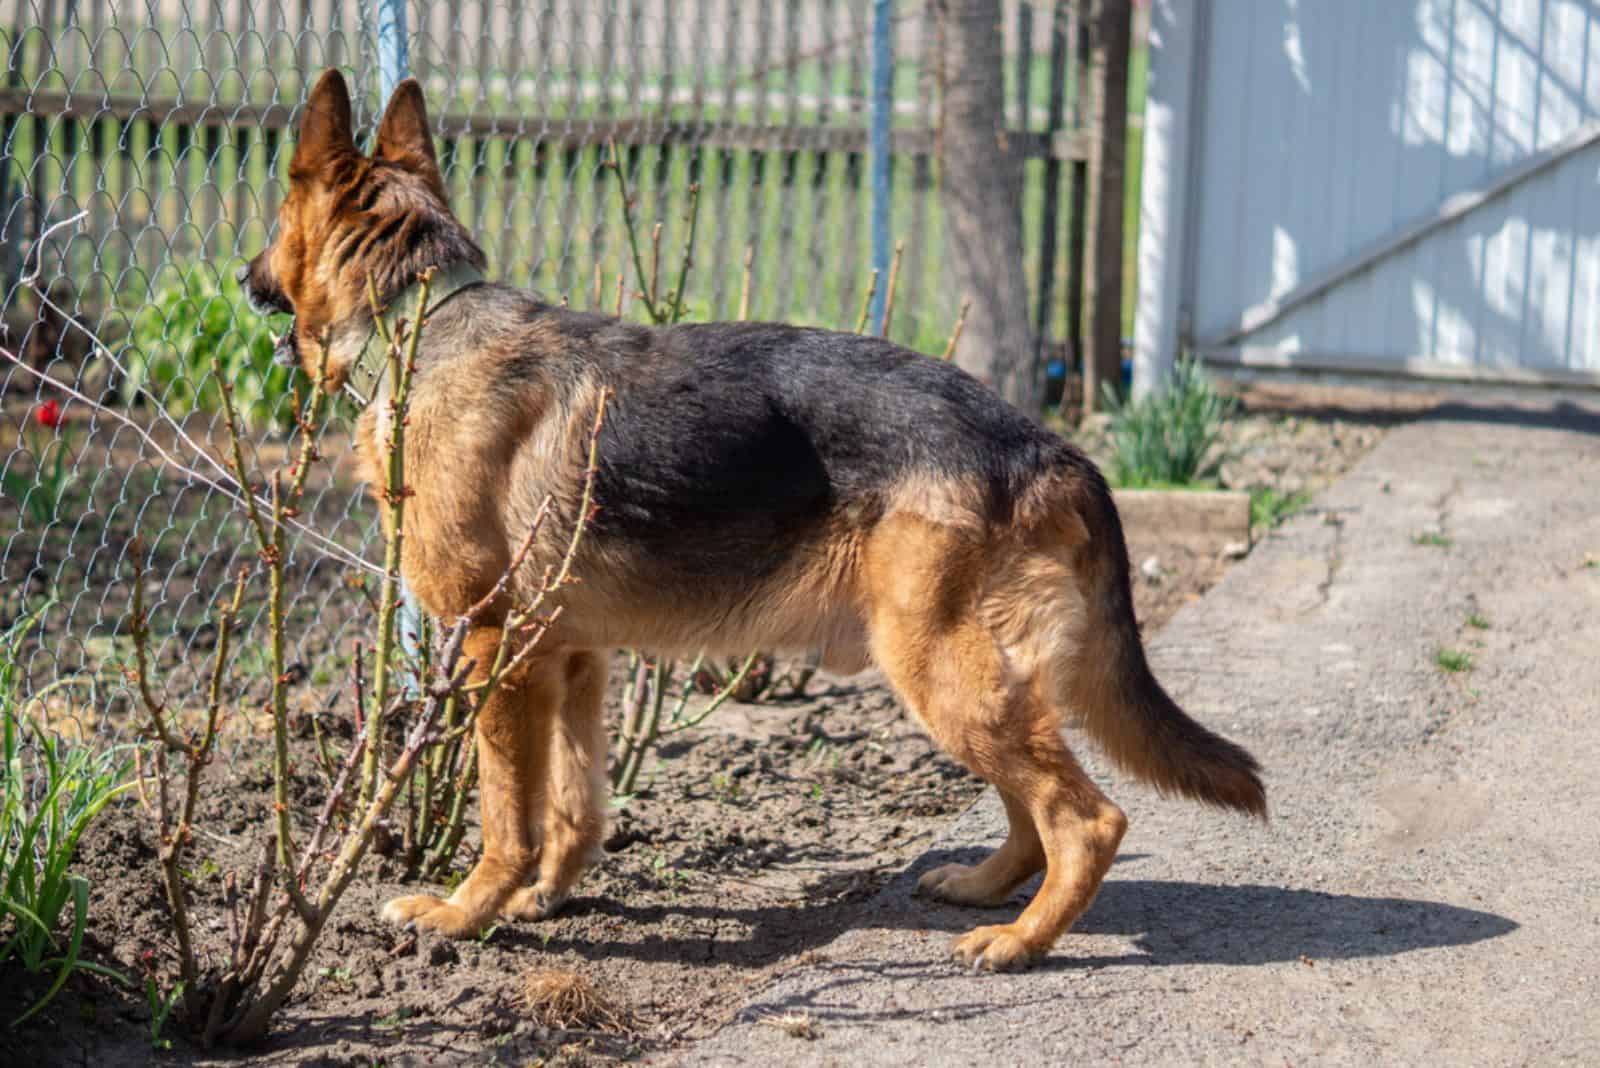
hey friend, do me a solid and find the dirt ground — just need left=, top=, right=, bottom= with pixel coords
left=0, top=382, right=1400, bottom=1066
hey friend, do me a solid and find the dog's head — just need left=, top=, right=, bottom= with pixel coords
left=241, top=69, right=484, bottom=384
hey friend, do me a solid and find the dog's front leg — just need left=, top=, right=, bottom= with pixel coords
left=382, top=626, right=553, bottom=937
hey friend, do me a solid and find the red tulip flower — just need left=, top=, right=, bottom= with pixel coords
left=34, top=399, right=62, bottom=429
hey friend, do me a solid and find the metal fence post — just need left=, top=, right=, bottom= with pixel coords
left=376, top=0, right=410, bottom=103
left=869, top=0, right=893, bottom=331
left=371, top=0, right=425, bottom=686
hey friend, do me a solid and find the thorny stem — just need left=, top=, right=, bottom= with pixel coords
left=607, top=141, right=663, bottom=324
left=854, top=269, right=880, bottom=334
left=613, top=646, right=761, bottom=796
left=738, top=247, right=755, bottom=322
left=614, top=656, right=670, bottom=796
left=361, top=270, right=432, bottom=808
left=664, top=651, right=761, bottom=736
left=879, top=240, right=905, bottom=337
left=226, top=690, right=449, bottom=1043
left=649, top=222, right=663, bottom=314
left=942, top=298, right=973, bottom=361
left=130, top=559, right=248, bottom=1001
left=470, top=391, right=609, bottom=706
left=417, top=396, right=607, bottom=875
left=264, top=472, right=307, bottom=906
left=215, top=358, right=271, bottom=554
left=666, top=183, right=702, bottom=323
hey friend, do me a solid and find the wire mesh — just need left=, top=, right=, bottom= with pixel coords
left=0, top=0, right=1091, bottom=754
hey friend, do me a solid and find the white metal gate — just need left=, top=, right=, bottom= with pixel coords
left=1134, top=0, right=1600, bottom=393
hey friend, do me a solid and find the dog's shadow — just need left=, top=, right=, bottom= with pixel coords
left=505, top=844, right=1516, bottom=972
left=257, top=849, right=1516, bottom=1059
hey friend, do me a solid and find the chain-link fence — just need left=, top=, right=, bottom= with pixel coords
left=1, top=0, right=1116, bottom=749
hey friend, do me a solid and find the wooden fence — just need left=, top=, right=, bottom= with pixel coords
left=1, top=0, right=1128, bottom=369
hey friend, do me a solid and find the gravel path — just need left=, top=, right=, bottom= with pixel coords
left=678, top=398, right=1600, bottom=1066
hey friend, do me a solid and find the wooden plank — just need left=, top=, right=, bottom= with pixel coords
left=776, top=0, right=801, bottom=307
left=1015, top=0, right=1033, bottom=131
left=597, top=1, right=616, bottom=119
left=1064, top=9, right=1090, bottom=381
left=904, top=0, right=933, bottom=342
left=687, top=0, right=710, bottom=126
left=816, top=0, right=835, bottom=127
left=1112, top=489, right=1251, bottom=553
left=1033, top=1, right=1069, bottom=361
left=0, top=90, right=1089, bottom=159
left=1082, top=0, right=1131, bottom=413
left=657, top=0, right=675, bottom=125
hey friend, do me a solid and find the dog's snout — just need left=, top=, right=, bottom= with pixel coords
left=235, top=263, right=249, bottom=286
left=240, top=255, right=293, bottom=317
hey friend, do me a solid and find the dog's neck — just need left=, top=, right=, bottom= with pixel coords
left=341, top=262, right=486, bottom=407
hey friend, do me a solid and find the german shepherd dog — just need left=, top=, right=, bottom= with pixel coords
left=243, top=70, right=1265, bottom=971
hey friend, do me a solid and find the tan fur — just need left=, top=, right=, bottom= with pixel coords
left=257, top=70, right=1264, bottom=971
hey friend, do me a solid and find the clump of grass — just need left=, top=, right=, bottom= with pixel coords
left=1102, top=358, right=1235, bottom=488
left=1413, top=532, right=1453, bottom=548
left=762, top=1012, right=822, bottom=1040
left=121, top=266, right=294, bottom=430
left=1, top=603, right=133, bottom=1026
left=1435, top=648, right=1474, bottom=673
left=1466, top=613, right=1490, bottom=630
left=520, top=969, right=629, bottom=1033
left=1251, top=487, right=1312, bottom=531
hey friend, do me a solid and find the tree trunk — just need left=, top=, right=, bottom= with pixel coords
left=938, top=0, right=1040, bottom=412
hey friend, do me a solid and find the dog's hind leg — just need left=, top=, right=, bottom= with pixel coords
left=382, top=627, right=554, bottom=937
left=916, top=789, right=1044, bottom=906
left=864, top=514, right=1126, bottom=970
left=502, top=649, right=609, bottom=921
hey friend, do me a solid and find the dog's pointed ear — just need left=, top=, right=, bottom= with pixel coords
left=291, top=69, right=356, bottom=179
left=374, top=78, right=444, bottom=187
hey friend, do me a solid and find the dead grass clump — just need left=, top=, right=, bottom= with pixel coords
left=519, top=969, right=629, bottom=1034
left=761, top=1011, right=822, bottom=1040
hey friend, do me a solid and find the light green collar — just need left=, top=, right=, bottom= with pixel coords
left=344, top=263, right=486, bottom=407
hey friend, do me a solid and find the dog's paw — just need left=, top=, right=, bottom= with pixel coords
left=380, top=894, right=481, bottom=939
left=951, top=924, right=1041, bottom=972
left=915, top=863, right=1014, bottom=907
left=500, top=884, right=571, bottom=922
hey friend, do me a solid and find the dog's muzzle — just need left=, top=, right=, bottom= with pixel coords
left=238, top=262, right=293, bottom=318
left=237, top=263, right=300, bottom=367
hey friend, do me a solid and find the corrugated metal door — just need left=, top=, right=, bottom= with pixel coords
left=1135, top=0, right=1600, bottom=390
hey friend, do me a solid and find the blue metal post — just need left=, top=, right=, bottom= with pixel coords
left=376, top=0, right=410, bottom=103
left=868, top=0, right=893, bottom=332
left=372, top=0, right=424, bottom=687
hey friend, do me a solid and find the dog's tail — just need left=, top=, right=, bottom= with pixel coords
left=1060, top=474, right=1267, bottom=819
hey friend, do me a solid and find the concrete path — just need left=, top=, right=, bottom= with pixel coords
left=680, top=399, right=1600, bottom=1065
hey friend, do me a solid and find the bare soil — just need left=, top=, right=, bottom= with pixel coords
left=0, top=382, right=1399, bottom=1066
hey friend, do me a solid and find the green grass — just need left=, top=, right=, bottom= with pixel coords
left=1104, top=358, right=1234, bottom=488
left=1466, top=613, right=1490, bottom=630
left=1435, top=648, right=1474, bottom=673
left=1, top=605, right=133, bottom=1026
left=1251, top=488, right=1313, bottom=532
left=1413, top=532, right=1454, bottom=548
